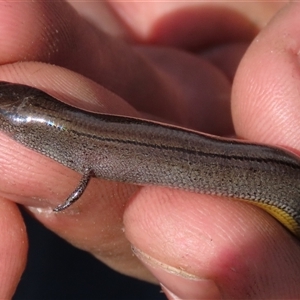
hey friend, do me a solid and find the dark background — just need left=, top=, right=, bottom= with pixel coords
left=14, top=209, right=166, bottom=300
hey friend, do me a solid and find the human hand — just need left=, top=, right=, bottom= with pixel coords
left=0, top=2, right=299, bottom=299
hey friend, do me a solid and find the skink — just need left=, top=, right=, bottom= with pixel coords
left=0, top=81, right=299, bottom=238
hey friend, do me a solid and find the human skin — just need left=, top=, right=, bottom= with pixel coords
left=0, top=1, right=300, bottom=299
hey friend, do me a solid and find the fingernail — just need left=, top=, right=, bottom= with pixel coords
left=27, top=206, right=53, bottom=215
left=132, top=246, right=222, bottom=300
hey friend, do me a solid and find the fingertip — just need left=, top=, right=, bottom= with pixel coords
left=124, top=187, right=300, bottom=298
left=232, top=2, right=300, bottom=148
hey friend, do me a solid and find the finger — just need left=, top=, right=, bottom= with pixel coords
left=67, top=1, right=128, bottom=39
left=0, top=2, right=233, bottom=134
left=124, top=188, right=300, bottom=299
left=108, top=2, right=284, bottom=88
left=0, top=2, right=169, bottom=113
left=0, top=199, right=27, bottom=298
left=108, top=1, right=284, bottom=46
left=233, top=2, right=300, bottom=148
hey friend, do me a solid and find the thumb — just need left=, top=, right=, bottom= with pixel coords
left=123, top=187, right=223, bottom=299
left=124, top=185, right=300, bottom=299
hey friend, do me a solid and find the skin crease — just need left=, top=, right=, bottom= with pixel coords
left=0, top=1, right=300, bottom=299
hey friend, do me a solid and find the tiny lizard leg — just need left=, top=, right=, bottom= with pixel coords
left=53, top=168, right=94, bottom=212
